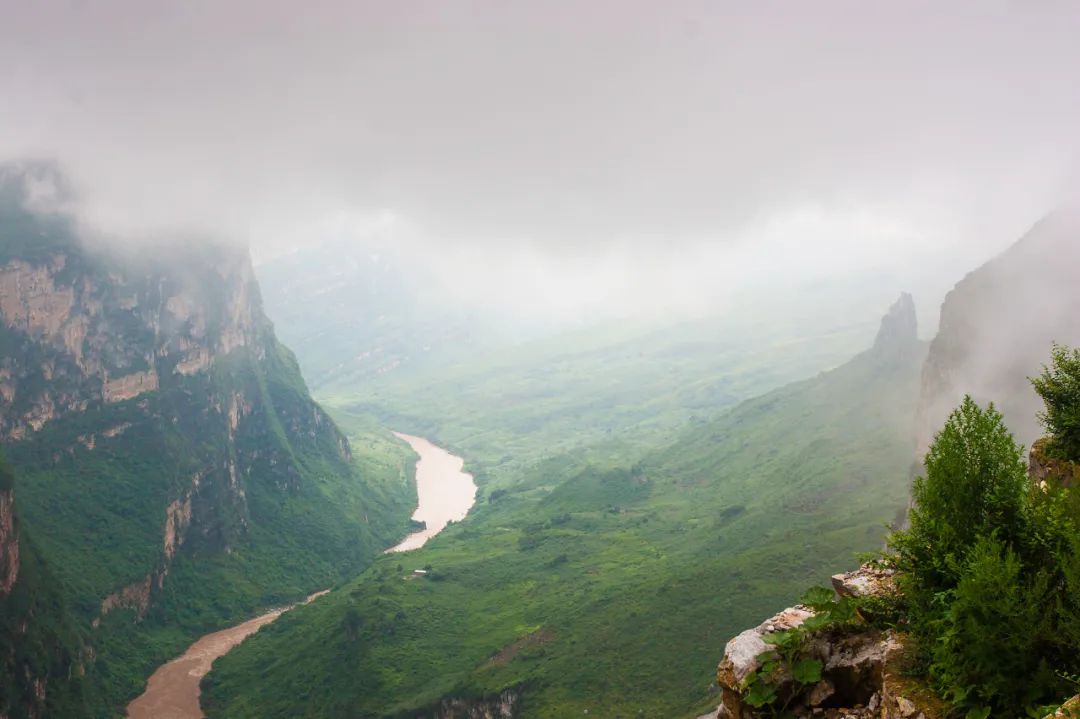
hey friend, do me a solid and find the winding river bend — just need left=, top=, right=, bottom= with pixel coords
left=387, top=432, right=477, bottom=553
left=126, top=433, right=475, bottom=719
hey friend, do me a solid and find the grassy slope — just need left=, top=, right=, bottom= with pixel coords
left=320, top=314, right=876, bottom=487
left=204, top=338, right=925, bottom=718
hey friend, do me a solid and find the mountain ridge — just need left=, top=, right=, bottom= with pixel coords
left=0, top=164, right=416, bottom=717
left=917, top=209, right=1080, bottom=451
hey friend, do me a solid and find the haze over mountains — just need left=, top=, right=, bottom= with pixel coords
left=918, top=208, right=1080, bottom=450
left=1, top=3, right=1080, bottom=718
left=3, top=153, right=1075, bottom=716
left=0, top=165, right=416, bottom=716
left=4, top=2, right=1079, bottom=324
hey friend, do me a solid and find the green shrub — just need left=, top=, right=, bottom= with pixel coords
left=892, top=396, right=1028, bottom=596
left=891, top=393, right=1080, bottom=716
left=1032, top=344, right=1080, bottom=461
left=929, top=535, right=1055, bottom=711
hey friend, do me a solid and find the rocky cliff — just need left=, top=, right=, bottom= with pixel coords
left=917, top=209, right=1080, bottom=451
left=708, top=446, right=1080, bottom=719
left=0, top=200, right=342, bottom=564
left=872, top=293, right=919, bottom=361
left=0, top=456, right=90, bottom=719
left=0, top=228, right=264, bottom=444
left=411, top=688, right=522, bottom=719
left=0, top=161, right=411, bottom=716
left=0, top=482, right=17, bottom=597
left=709, top=566, right=947, bottom=719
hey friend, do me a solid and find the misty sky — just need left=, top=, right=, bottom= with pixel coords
left=2, top=1, right=1079, bottom=321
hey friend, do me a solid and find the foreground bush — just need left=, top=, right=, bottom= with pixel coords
left=891, top=391, right=1080, bottom=717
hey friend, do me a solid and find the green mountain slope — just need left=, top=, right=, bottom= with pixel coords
left=0, top=455, right=95, bottom=719
left=0, top=162, right=416, bottom=716
left=318, top=311, right=878, bottom=495
left=203, top=296, right=926, bottom=718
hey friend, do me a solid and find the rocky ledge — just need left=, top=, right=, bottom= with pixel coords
left=831, top=565, right=898, bottom=601
left=415, top=687, right=521, bottom=718
left=1029, top=438, right=1080, bottom=489
left=707, top=564, right=1079, bottom=719
left=1049, top=696, right=1080, bottom=718
left=709, top=565, right=944, bottom=719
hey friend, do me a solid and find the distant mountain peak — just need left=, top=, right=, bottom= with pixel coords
left=872, top=292, right=918, bottom=353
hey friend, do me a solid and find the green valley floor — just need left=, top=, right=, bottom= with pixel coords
left=203, top=325, right=925, bottom=718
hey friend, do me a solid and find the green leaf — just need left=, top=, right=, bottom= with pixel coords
left=763, top=629, right=794, bottom=647
left=965, top=707, right=991, bottom=719
left=829, top=597, right=858, bottom=624
left=800, top=586, right=836, bottom=609
left=791, top=658, right=823, bottom=685
left=744, top=680, right=778, bottom=708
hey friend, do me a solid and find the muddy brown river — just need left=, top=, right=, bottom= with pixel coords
left=386, top=432, right=477, bottom=553
left=126, top=434, right=475, bottom=718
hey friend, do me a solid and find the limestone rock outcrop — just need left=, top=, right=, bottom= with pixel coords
left=1047, top=695, right=1080, bottom=718
left=0, top=242, right=265, bottom=440
left=1029, top=438, right=1080, bottom=489
left=718, top=607, right=815, bottom=693
left=418, top=687, right=521, bottom=718
left=713, top=566, right=944, bottom=719
left=831, top=564, right=898, bottom=600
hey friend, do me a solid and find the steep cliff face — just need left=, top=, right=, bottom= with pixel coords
left=0, top=229, right=335, bottom=563
left=0, top=491, right=16, bottom=597
left=0, top=457, right=90, bottom=719
left=0, top=236, right=264, bottom=443
left=917, top=210, right=1080, bottom=451
left=872, top=293, right=918, bottom=359
left=0, top=162, right=412, bottom=716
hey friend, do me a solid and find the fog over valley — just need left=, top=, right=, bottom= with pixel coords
left=3, top=4, right=1080, bottom=719
left=3, top=1, right=1079, bottom=326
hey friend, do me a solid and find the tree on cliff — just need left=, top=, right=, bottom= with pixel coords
left=892, top=392, right=1080, bottom=716
left=1032, top=343, right=1080, bottom=461
left=893, top=396, right=1029, bottom=594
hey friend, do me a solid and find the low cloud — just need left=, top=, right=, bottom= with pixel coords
left=2, top=1, right=1078, bottom=320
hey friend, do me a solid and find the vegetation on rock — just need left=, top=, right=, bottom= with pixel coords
left=888, top=347, right=1080, bottom=717
left=715, top=345, right=1080, bottom=719
left=1032, top=344, right=1080, bottom=461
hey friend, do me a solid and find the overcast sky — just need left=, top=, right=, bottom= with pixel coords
left=2, top=1, right=1078, bottom=321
